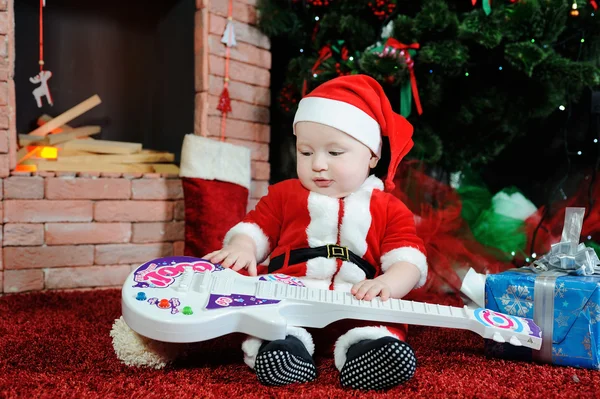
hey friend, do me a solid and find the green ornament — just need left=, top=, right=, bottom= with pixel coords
left=482, top=0, right=491, bottom=16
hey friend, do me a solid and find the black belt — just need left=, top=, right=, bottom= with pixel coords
left=268, top=244, right=376, bottom=280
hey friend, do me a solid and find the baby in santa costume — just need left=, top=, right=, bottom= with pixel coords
left=205, top=74, right=427, bottom=391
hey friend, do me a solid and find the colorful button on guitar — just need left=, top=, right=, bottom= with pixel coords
left=136, top=292, right=147, bottom=301
left=182, top=306, right=193, bottom=315
left=158, top=299, right=171, bottom=309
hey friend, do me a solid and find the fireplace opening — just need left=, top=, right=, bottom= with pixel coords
left=15, top=0, right=195, bottom=164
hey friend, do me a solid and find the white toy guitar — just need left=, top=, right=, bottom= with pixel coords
left=121, top=256, right=542, bottom=350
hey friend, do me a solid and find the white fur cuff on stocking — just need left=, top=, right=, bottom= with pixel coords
left=179, top=133, right=251, bottom=189
left=334, top=326, right=399, bottom=371
left=241, top=326, right=314, bottom=369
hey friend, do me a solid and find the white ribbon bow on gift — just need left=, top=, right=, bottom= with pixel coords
left=530, top=207, right=600, bottom=276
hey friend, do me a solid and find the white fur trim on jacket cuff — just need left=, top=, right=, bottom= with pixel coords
left=333, top=326, right=398, bottom=371
left=241, top=327, right=314, bottom=370
left=224, top=222, right=270, bottom=262
left=179, top=134, right=251, bottom=190
left=381, top=247, right=428, bottom=288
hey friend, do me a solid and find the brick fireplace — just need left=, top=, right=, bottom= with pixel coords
left=0, top=0, right=271, bottom=293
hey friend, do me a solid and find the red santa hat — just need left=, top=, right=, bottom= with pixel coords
left=293, top=74, right=414, bottom=192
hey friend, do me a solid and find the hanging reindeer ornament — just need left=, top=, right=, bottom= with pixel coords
left=30, top=70, right=53, bottom=108
left=31, top=0, right=53, bottom=108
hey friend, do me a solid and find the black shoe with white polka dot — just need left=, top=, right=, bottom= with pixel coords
left=254, top=335, right=317, bottom=386
left=340, top=336, right=416, bottom=391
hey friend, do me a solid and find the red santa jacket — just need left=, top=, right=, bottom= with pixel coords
left=224, top=175, right=428, bottom=292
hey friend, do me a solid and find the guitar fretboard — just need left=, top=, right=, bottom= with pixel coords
left=256, top=281, right=468, bottom=318
left=197, top=269, right=468, bottom=320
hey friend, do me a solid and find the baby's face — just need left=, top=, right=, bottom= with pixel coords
left=296, top=121, right=377, bottom=198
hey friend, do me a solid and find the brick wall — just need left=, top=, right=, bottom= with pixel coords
left=0, top=0, right=271, bottom=294
left=196, top=0, right=271, bottom=210
left=2, top=173, right=184, bottom=293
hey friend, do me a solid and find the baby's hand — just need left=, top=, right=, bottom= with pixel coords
left=204, top=245, right=258, bottom=276
left=351, top=279, right=391, bottom=301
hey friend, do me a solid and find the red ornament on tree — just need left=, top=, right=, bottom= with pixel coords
left=278, top=84, right=300, bottom=114
left=305, top=0, right=331, bottom=7
left=368, top=0, right=396, bottom=20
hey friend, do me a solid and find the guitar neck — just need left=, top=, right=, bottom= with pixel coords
left=254, top=279, right=474, bottom=331
left=198, top=268, right=541, bottom=349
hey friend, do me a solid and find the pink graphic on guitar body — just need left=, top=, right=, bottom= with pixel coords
left=132, top=256, right=219, bottom=288
left=214, top=297, right=233, bottom=307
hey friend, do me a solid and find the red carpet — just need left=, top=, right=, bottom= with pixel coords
left=2, top=289, right=600, bottom=399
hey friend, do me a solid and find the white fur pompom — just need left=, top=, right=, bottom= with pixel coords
left=110, top=316, right=186, bottom=369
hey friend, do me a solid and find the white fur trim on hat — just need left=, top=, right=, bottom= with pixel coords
left=293, top=97, right=382, bottom=157
left=333, top=326, right=398, bottom=371
left=223, top=222, right=270, bottom=263
left=381, top=247, right=428, bottom=288
left=241, top=327, right=314, bottom=370
left=179, top=134, right=251, bottom=190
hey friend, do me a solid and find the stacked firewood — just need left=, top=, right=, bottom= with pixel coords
left=17, top=94, right=179, bottom=174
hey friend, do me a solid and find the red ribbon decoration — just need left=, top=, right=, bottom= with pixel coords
left=39, top=0, right=44, bottom=71
left=341, top=46, right=349, bottom=61
left=591, top=0, right=598, bottom=11
left=217, top=0, right=234, bottom=141
left=302, top=45, right=333, bottom=96
left=384, top=38, right=423, bottom=115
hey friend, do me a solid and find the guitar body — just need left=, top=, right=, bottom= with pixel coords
left=122, top=256, right=542, bottom=350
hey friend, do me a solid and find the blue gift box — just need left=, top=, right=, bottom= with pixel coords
left=484, top=269, right=600, bottom=370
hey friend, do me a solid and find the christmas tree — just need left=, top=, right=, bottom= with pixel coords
left=258, top=0, right=600, bottom=288
left=259, top=0, right=599, bottom=180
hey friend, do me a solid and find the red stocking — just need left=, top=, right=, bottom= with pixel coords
left=179, top=134, right=251, bottom=258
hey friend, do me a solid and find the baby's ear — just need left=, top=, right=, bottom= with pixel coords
left=369, top=155, right=379, bottom=169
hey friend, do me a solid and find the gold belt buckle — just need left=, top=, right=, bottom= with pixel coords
left=326, top=244, right=350, bottom=262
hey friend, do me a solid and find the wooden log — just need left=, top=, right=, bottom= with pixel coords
left=152, top=164, right=180, bottom=174
left=56, top=149, right=96, bottom=157
left=61, top=139, right=142, bottom=154
left=19, top=127, right=99, bottom=147
left=28, top=95, right=102, bottom=137
left=16, top=147, right=30, bottom=164
left=16, top=146, right=41, bottom=165
left=56, top=152, right=175, bottom=164
left=36, top=160, right=155, bottom=173
left=46, top=126, right=101, bottom=145
left=18, top=134, right=46, bottom=147
left=37, top=114, right=74, bottom=133
left=53, top=137, right=95, bottom=150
